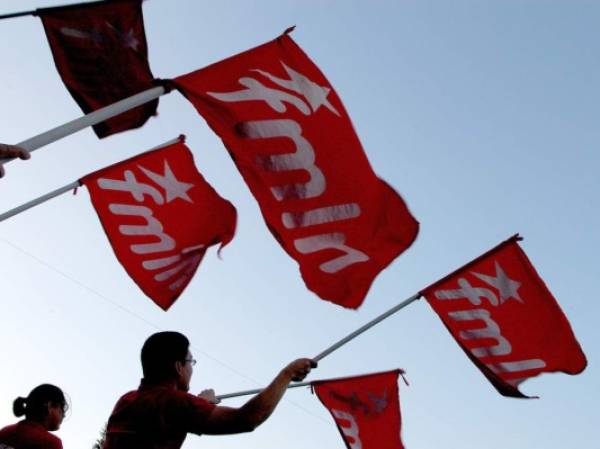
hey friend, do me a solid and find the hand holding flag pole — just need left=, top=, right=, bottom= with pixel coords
left=0, top=144, right=30, bottom=178
left=214, top=234, right=586, bottom=400
left=216, top=369, right=405, bottom=400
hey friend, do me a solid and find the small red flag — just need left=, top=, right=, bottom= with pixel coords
left=421, top=235, right=587, bottom=397
left=38, top=0, right=157, bottom=138
left=173, top=33, right=418, bottom=309
left=81, top=140, right=237, bottom=310
left=313, top=370, right=405, bottom=449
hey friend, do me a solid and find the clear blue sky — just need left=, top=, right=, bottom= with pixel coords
left=0, top=1, right=598, bottom=448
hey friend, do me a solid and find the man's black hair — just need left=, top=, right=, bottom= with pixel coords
left=141, top=331, right=190, bottom=383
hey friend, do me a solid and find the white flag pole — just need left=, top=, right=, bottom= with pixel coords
left=217, top=381, right=311, bottom=400
left=0, top=136, right=182, bottom=223
left=0, top=85, right=168, bottom=166
left=216, top=295, right=421, bottom=400
left=216, top=369, right=403, bottom=400
left=313, top=293, right=422, bottom=362
left=0, top=181, right=80, bottom=223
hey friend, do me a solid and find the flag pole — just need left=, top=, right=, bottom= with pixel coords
left=0, top=85, right=168, bottom=166
left=312, top=293, right=422, bottom=362
left=216, top=369, right=402, bottom=400
left=0, top=181, right=80, bottom=223
left=0, top=136, right=182, bottom=223
left=0, top=9, right=35, bottom=20
left=217, top=381, right=311, bottom=400
left=0, top=0, right=112, bottom=20
left=215, top=294, right=421, bottom=400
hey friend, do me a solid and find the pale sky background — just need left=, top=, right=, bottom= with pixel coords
left=0, top=1, right=598, bottom=448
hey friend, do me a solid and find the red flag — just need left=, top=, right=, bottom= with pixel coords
left=81, top=140, right=237, bottom=310
left=421, top=235, right=587, bottom=397
left=38, top=0, right=157, bottom=138
left=173, top=33, right=419, bottom=309
left=313, top=370, right=405, bottom=449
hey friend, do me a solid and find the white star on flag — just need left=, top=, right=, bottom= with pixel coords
left=105, top=22, right=140, bottom=51
left=139, top=160, right=195, bottom=203
left=472, top=261, right=523, bottom=304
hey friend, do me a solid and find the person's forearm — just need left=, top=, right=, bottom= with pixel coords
left=203, top=358, right=314, bottom=435
left=238, top=368, right=293, bottom=429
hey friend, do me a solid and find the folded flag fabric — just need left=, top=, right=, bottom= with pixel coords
left=421, top=235, right=587, bottom=397
left=81, top=140, right=237, bottom=310
left=38, top=0, right=158, bottom=138
left=173, top=32, right=418, bottom=309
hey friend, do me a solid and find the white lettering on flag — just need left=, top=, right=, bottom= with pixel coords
left=208, top=70, right=368, bottom=273
left=448, top=309, right=512, bottom=357
left=241, top=119, right=325, bottom=200
left=295, top=233, right=369, bottom=274
left=434, top=261, right=547, bottom=379
left=331, top=409, right=362, bottom=449
left=96, top=162, right=200, bottom=290
left=109, top=204, right=175, bottom=254
left=208, top=77, right=310, bottom=114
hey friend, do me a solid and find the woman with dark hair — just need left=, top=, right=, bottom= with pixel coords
left=0, top=384, right=67, bottom=449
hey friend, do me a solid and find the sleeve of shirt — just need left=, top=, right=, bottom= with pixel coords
left=169, top=391, right=216, bottom=435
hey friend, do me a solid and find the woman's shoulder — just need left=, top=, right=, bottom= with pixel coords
left=26, top=423, right=62, bottom=448
left=0, top=421, right=62, bottom=449
left=0, top=422, right=20, bottom=438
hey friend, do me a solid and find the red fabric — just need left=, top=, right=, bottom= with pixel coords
left=0, top=420, right=62, bottom=449
left=421, top=236, right=587, bottom=397
left=81, top=141, right=237, bottom=310
left=38, top=0, right=157, bottom=138
left=313, top=370, right=404, bottom=449
left=173, top=34, right=418, bottom=309
left=104, top=382, right=216, bottom=449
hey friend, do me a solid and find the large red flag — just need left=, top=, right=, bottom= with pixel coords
left=421, top=235, right=587, bottom=397
left=172, top=32, right=419, bottom=309
left=38, top=0, right=158, bottom=138
left=313, top=370, right=405, bottom=449
left=81, top=140, right=237, bottom=310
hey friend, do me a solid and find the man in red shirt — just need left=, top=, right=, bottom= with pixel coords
left=103, top=331, right=316, bottom=449
left=0, top=144, right=30, bottom=178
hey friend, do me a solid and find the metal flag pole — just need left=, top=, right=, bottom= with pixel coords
left=0, top=85, right=168, bottom=166
left=0, top=136, right=182, bottom=223
left=216, top=294, right=421, bottom=400
left=217, top=369, right=404, bottom=400
left=217, top=381, right=311, bottom=400
left=313, top=292, right=422, bottom=362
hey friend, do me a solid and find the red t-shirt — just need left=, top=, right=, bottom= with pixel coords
left=103, top=381, right=216, bottom=449
left=0, top=420, right=63, bottom=449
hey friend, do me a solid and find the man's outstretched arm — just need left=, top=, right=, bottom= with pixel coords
left=202, top=358, right=316, bottom=435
